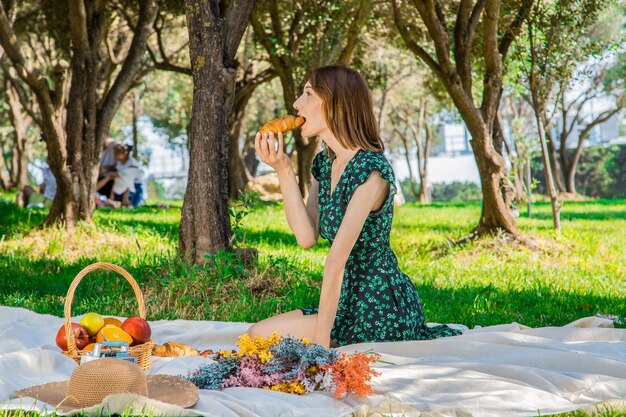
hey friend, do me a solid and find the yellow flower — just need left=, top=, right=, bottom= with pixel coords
left=269, top=381, right=306, bottom=395
left=218, top=349, right=233, bottom=357
left=235, top=332, right=282, bottom=364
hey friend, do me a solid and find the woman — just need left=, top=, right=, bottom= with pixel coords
left=249, top=65, right=460, bottom=348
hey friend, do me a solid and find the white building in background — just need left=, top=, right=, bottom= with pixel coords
left=391, top=122, right=481, bottom=185
left=393, top=101, right=625, bottom=186
left=135, top=120, right=189, bottom=200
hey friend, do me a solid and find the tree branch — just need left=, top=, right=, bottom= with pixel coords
left=480, top=0, right=502, bottom=127
left=0, top=2, right=52, bottom=106
left=269, top=0, right=283, bottom=48
left=286, top=6, right=302, bottom=52
left=434, top=2, right=447, bottom=28
left=52, top=60, right=69, bottom=112
left=338, top=0, right=371, bottom=64
left=105, top=31, right=125, bottom=65
left=146, top=13, right=191, bottom=75
left=392, top=0, right=442, bottom=77
left=499, top=0, right=533, bottom=61
left=147, top=45, right=192, bottom=75
left=97, top=0, right=158, bottom=141
left=454, top=0, right=473, bottom=94
left=0, top=59, right=42, bottom=126
left=250, top=10, right=287, bottom=78
left=223, top=0, right=256, bottom=66
left=468, top=0, right=486, bottom=37
left=411, top=0, right=454, bottom=73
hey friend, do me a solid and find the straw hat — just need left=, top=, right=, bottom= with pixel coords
left=14, top=358, right=198, bottom=411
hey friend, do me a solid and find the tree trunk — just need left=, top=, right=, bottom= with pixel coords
left=180, top=0, right=255, bottom=263
left=243, top=138, right=258, bottom=176
left=0, top=137, right=11, bottom=189
left=531, top=97, right=561, bottom=232
left=419, top=112, right=432, bottom=204
left=546, top=130, right=566, bottom=192
left=469, top=128, right=522, bottom=236
left=564, top=127, right=590, bottom=194
left=525, top=156, right=532, bottom=217
left=6, top=82, right=30, bottom=190
left=228, top=135, right=253, bottom=200
left=228, top=68, right=275, bottom=199
left=497, top=112, right=524, bottom=203
left=131, top=91, right=140, bottom=160
left=397, top=130, right=419, bottom=199
left=229, top=95, right=253, bottom=200
left=501, top=118, right=525, bottom=203
left=391, top=0, right=532, bottom=243
left=296, top=136, right=320, bottom=200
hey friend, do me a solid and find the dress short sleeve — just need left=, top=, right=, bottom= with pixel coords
left=344, top=151, right=397, bottom=215
left=311, top=150, right=326, bottom=182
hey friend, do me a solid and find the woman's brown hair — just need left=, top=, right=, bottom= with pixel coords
left=304, top=65, right=384, bottom=153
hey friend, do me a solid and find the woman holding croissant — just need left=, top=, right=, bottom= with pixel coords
left=249, top=65, right=460, bottom=348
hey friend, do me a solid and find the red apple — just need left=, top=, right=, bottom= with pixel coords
left=56, top=323, right=90, bottom=351
left=121, top=316, right=151, bottom=346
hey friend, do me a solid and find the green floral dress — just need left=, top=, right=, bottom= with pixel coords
left=301, top=149, right=461, bottom=346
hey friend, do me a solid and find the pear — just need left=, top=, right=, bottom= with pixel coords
left=80, top=312, right=104, bottom=337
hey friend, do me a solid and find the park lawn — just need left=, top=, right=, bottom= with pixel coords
left=0, top=192, right=625, bottom=417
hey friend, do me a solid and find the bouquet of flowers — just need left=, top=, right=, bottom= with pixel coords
left=185, top=333, right=380, bottom=399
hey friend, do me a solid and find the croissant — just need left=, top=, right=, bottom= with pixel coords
left=259, top=115, right=305, bottom=135
left=152, top=341, right=199, bottom=357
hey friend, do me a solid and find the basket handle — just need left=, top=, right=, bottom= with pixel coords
left=64, top=262, right=146, bottom=355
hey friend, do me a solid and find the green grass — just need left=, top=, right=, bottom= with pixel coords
left=0, top=192, right=625, bottom=417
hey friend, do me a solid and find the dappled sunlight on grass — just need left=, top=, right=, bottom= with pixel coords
left=1, top=222, right=172, bottom=263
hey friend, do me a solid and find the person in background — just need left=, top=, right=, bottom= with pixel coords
left=110, top=143, right=143, bottom=207
left=20, top=161, right=57, bottom=209
left=97, top=137, right=119, bottom=198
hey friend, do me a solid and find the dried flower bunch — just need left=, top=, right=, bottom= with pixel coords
left=185, top=333, right=380, bottom=399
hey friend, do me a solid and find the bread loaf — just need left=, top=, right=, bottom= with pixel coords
left=152, top=341, right=199, bottom=357
left=259, top=115, right=305, bottom=135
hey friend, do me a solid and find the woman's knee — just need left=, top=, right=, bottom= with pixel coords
left=247, top=322, right=262, bottom=337
left=247, top=319, right=274, bottom=338
left=247, top=310, right=307, bottom=338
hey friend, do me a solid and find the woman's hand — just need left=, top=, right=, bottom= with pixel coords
left=254, top=131, right=292, bottom=174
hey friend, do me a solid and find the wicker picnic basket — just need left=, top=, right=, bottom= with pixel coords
left=62, top=262, right=153, bottom=370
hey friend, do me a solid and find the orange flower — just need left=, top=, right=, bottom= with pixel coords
left=322, top=352, right=380, bottom=400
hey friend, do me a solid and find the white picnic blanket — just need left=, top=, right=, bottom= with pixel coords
left=0, top=306, right=625, bottom=416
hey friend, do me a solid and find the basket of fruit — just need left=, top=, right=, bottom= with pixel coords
left=55, top=262, right=154, bottom=370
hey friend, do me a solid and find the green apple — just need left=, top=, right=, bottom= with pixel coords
left=80, top=312, right=104, bottom=336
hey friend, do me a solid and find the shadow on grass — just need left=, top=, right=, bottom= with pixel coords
left=0, top=201, right=47, bottom=236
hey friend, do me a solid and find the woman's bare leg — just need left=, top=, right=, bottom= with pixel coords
left=247, top=310, right=318, bottom=340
